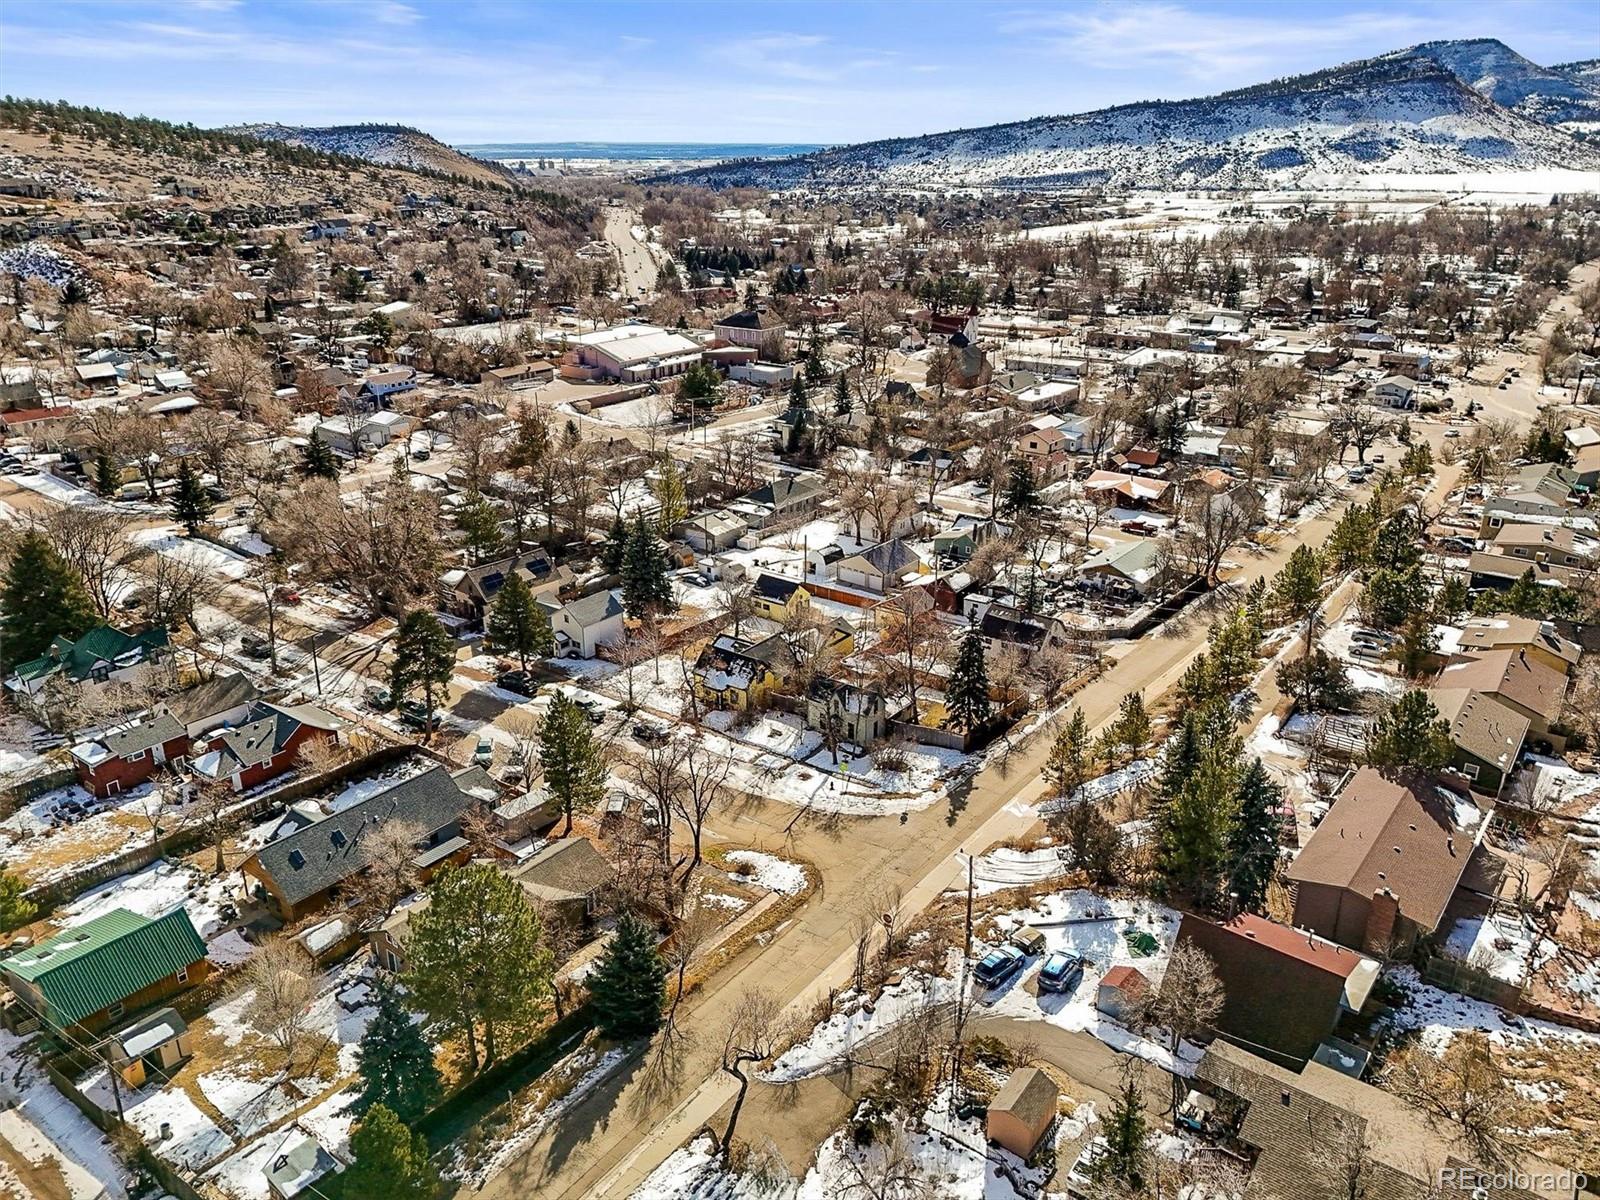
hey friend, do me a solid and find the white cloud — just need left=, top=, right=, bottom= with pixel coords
left=1001, top=2, right=1432, bottom=79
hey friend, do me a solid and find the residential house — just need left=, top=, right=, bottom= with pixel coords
left=805, top=679, right=888, bottom=751
left=692, top=631, right=796, bottom=712
left=1080, top=539, right=1168, bottom=599
left=678, top=510, right=748, bottom=553
left=157, top=672, right=266, bottom=738
left=1193, top=1039, right=1562, bottom=1200
left=931, top=518, right=998, bottom=564
left=1, top=909, right=209, bottom=1036
left=835, top=539, right=925, bottom=594
left=1454, top=617, right=1580, bottom=675
left=1429, top=687, right=1529, bottom=797
left=243, top=764, right=493, bottom=921
left=70, top=712, right=189, bottom=798
left=750, top=573, right=811, bottom=621
left=1488, top=524, right=1594, bottom=574
left=1478, top=464, right=1578, bottom=535
left=1284, top=768, right=1485, bottom=955
left=5, top=624, right=170, bottom=698
left=511, top=837, right=615, bottom=925
left=1372, top=375, right=1418, bottom=408
left=1173, top=912, right=1379, bottom=1067
left=1468, top=550, right=1586, bottom=592
left=356, top=367, right=418, bottom=406
left=1081, top=469, right=1171, bottom=509
left=542, top=589, right=625, bottom=659
left=187, top=701, right=342, bottom=792
left=1014, top=425, right=1072, bottom=480
left=976, top=605, right=1069, bottom=662
left=741, top=474, right=827, bottom=529
left=440, top=549, right=556, bottom=626
left=1435, top=648, right=1568, bottom=750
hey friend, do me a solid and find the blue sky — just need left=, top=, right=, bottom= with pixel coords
left=3, top=0, right=1597, bottom=144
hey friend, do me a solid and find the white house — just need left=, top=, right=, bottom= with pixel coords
left=1373, top=375, right=1418, bottom=409
left=543, top=590, right=625, bottom=659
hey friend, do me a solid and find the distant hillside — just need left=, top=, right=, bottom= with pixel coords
left=1553, top=59, right=1600, bottom=88
left=667, top=39, right=1600, bottom=192
left=1389, top=39, right=1600, bottom=130
left=230, top=123, right=512, bottom=187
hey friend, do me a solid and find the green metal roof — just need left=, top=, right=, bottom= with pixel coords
left=10, top=625, right=170, bottom=684
left=1, top=908, right=206, bottom=1027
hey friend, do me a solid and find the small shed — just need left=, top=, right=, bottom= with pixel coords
left=986, top=1066, right=1059, bottom=1160
left=1096, top=965, right=1149, bottom=1023
left=265, top=1130, right=338, bottom=1199
left=1010, top=925, right=1046, bottom=957
left=108, top=1007, right=193, bottom=1087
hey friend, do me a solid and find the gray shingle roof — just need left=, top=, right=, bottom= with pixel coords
left=249, top=764, right=480, bottom=906
left=103, top=712, right=186, bottom=759
left=158, top=672, right=263, bottom=728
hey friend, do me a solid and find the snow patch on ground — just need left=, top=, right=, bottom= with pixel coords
left=725, top=850, right=808, bottom=895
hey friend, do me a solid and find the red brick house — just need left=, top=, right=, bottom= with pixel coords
left=188, top=701, right=340, bottom=792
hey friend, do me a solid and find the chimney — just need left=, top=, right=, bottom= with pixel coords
left=1365, top=887, right=1400, bottom=955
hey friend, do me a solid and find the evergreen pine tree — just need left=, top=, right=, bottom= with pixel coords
left=1001, top=459, right=1041, bottom=517
left=389, top=610, right=455, bottom=736
left=540, top=694, right=607, bottom=835
left=1153, top=709, right=1204, bottom=822
left=1094, top=1077, right=1148, bottom=1190
left=833, top=373, right=852, bottom=416
left=1227, top=758, right=1283, bottom=914
left=945, top=624, right=992, bottom=731
left=93, top=452, right=118, bottom=497
left=601, top=514, right=629, bottom=575
left=487, top=571, right=554, bottom=672
left=621, top=515, right=676, bottom=619
left=1157, top=742, right=1242, bottom=909
left=454, top=491, right=506, bottom=565
left=343, top=1105, right=441, bottom=1200
left=0, top=869, right=35, bottom=932
left=301, top=432, right=339, bottom=479
left=0, top=531, right=96, bottom=671
left=355, top=979, right=441, bottom=1122
left=1044, top=708, right=1093, bottom=800
left=1365, top=689, right=1454, bottom=772
left=1108, top=691, right=1151, bottom=762
left=1272, top=544, right=1323, bottom=624
left=587, top=912, right=667, bottom=1040
left=170, top=458, right=214, bottom=536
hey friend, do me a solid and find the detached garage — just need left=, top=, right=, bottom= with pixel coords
left=986, top=1066, right=1059, bottom=1160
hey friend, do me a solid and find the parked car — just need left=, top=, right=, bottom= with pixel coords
left=1037, top=951, right=1085, bottom=994
left=974, top=944, right=1027, bottom=987
left=1444, top=428, right=1460, bottom=438
left=574, top=697, right=605, bottom=724
left=496, top=670, right=535, bottom=696
left=398, top=700, right=439, bottom=730
left=471, top=737, right=494, bottom=767
left=632, top=719, right=669, bottom=745
left=273, top=586, right=301, bottom=605
left=240, top=633, right=271, bottom=660
left=364, top=686, right=394, bottom=711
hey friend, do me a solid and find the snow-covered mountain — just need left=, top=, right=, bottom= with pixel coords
left=667, top=40, right=1600, bottom=192
left=1553, top=59, right=1600, bottom=88
left=1388, top=39, right=1600, bottom=129
left=229, top=123, right=511, bottom=186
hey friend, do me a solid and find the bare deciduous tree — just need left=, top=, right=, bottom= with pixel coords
left=244, top=936, right=317, bottom=1065
left=717, top=989, right=790, bottom=1162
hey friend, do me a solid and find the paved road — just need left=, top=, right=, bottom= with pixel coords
left=603, top=207, right=661, bottom=299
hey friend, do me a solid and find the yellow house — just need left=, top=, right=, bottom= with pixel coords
left=692, top=619, right=855, bottom=712
left=693, top=632, right=792, bottom=711
left=750, top=572, right=811, bottom=621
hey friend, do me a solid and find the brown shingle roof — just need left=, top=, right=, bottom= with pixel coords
left=1429, top=688, right=1527, bottom=773
left=988, top=1066, right=1057, bottom=1135
left=1436, top=649, right=1567, bottom=723
left=1284, top=769, right=1476, bottom=936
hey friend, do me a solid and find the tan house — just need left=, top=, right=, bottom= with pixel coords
left=1434, top=648, right=1568, bottom=749
left=1454, top=616, right=1580, bottom=675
